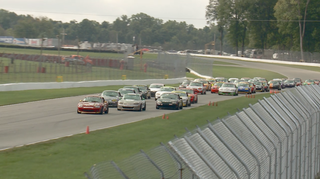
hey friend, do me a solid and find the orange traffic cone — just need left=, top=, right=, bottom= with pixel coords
left=208, top=101, right=211, bottom=106
left=245, top=94, right=247, bottom=98
left=216, top=102, right=218, bottom=106
left=166, top=116, right=169, bottom=120
left=253, top=95, right=255, bottom=98
left=86, top=126, right=90, bottom=134
left=162, top=114, right=165, bottom=119
left=212, top=102, right=215, bottom=106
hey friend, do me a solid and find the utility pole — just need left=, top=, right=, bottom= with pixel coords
left=61, top=28, right=67, bottom=47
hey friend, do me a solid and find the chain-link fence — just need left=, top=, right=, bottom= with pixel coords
left=186, top=54, right=213, bottom=77
left=85, top=85, right=320, bottom=179
left=0, top=52, right=191, bottom=84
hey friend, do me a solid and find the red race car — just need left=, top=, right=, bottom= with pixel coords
left=77, top=96, right=109, bottom=114
left=211, top=82, right=224, bottom=93
left=179, top=88, right=198, bottom=103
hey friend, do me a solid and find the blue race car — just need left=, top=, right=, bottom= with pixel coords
left=237, top=82, right=251, bottom=94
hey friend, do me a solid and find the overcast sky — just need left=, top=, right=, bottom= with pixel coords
left=2, top=0, right=209, bottom=29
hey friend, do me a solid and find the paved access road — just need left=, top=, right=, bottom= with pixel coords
left=0, top=57, right=319, bottom=150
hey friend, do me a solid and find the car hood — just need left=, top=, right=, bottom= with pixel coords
left=120, top=99, right=141, bottom=103
left=156, top=91, right=171, bottom=95
left=78, top=102, right=102, bottom=106
left=158, top=98, right=178, bottom=102
left=188, top=85, right=202, bottom=88
left=150, top=88, right=161, bottom=91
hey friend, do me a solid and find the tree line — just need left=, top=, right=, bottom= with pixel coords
left=206, top=0, right=320, bottom=57
left=0, top=3, right=319, bottom=55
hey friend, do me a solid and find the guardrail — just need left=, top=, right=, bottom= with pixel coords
left=85, top=85, right=320, bottom=179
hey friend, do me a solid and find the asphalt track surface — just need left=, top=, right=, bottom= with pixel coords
left=1, top=57, right=319, bottom=150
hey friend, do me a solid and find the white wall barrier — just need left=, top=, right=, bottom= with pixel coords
left=0, top=78, right=187, bottom=91
left=192, top=54, right=320, bottom=67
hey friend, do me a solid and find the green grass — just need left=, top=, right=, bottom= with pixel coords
left=213, top=60, right=238, bottom=65
left=186, top=72, right=203, bottom=79
left=0, top=84, right=180, bottom=106
left=0, top=57, right=178, bottom=83
left=212, top=66, right=286, bottom=80
left=0, top=93, right=272, bottom=179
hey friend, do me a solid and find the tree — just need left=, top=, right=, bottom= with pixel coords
left=275, top=0, right=313, bottom=58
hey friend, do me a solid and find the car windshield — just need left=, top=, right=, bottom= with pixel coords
left=102, top=91, right=118, bottom=97
left=285, top=80, right=294, bottom=83
left=137, top=86, right=147, bottom=90
left=119, top=89, right=135, bottom=95
left=270, top=81, right=279, bottom=84
left=294, top=79, right=301, bottom=82
left=176, top=92, right=187, bottom=97
left=254, top=82, right=262, bottom=85
left=160, top=88, right=174, bottom=91
left=222, top=84, right=235, bottom=88
left=190, top=82, right=201, bottom=86
left=161, top=94, right=178, bottom=99
left=238, top=83, right=249, bottom=87
left=82, top=97, right=102, bottom=102
left=123, top=86, right=137, bottom=90
left=214, top=82, right=224, bottom=87
left=123, top=95, right=140, bottom=100
left=181, top=82, right=189, bottom=85
left=305, top=79, right=314, bottom=82
left=150, top=84, right=163, bottom=88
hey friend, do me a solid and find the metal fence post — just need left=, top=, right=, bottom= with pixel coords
left=236, top=112, right=274, bottom=179
left=220, top=118, right=262, bottom=179
left=196, top=126, right=241, bottom=179
left=140, top=150, right=165, bottom=179
left=207, top=123, right=252, bottom=179
left=249, top=104, right=284, bottom=178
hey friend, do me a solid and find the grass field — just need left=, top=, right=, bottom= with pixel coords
left=0, top=57, right=180, bottom=84
left=212, top=66, right=286, bottom=80
left=0, top=93, right=272, bottom=179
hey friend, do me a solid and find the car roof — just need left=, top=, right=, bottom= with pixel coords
left=150, top=83, right=164, bottom=85
left=172, top=91, right=187, bottom=94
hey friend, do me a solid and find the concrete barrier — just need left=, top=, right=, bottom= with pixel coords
left=0, top=78, right=187, bottom=91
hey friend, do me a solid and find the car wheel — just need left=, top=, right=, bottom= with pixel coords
left=77, top=109, right=81, bottom=114
left=204, top=91, right=206, bottom=95
left=180, top=103, right=183, bottom=109
left=156, top=105, right=159, bottom=109
left=104, top=107, right=109, bottom=114
left=143, top=104, right=146, bottom=111
left=117, top=108, right=121, bottom=111
left=188, top=101, right=191, bottom=106
left=148, top=96, right=151, bottom=99
left=175, top=104, right=179, bottom=110
left=195, top=98, right=198, bottom=103
left=138, top=104, right=142, bottom=111
left=100, top=107, right=104, bottom=114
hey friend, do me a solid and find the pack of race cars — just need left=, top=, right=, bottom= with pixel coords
left=76, top=77, right=318, bottom=114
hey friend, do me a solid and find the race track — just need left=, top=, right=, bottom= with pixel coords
left=1, top=57, right=319, bottom=150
